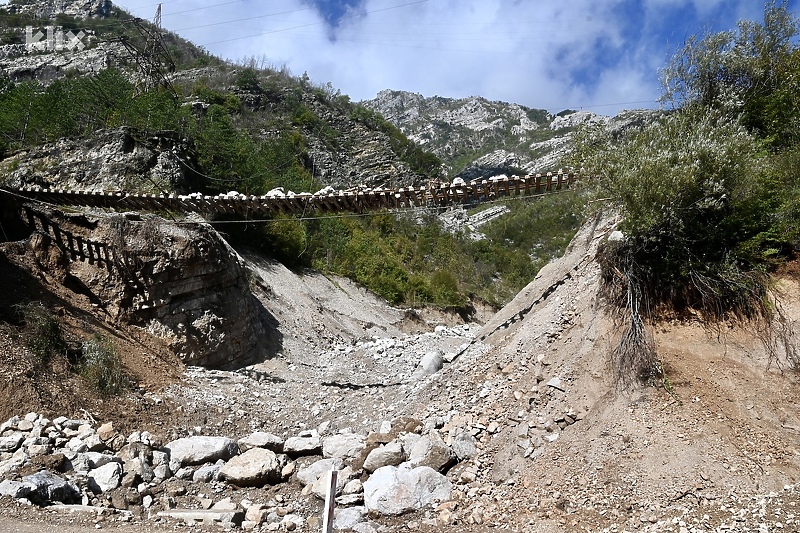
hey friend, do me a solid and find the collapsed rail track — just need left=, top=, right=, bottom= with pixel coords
left=3, top=171, right=580, bottom=218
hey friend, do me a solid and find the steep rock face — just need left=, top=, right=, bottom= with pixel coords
left=1, top=127, right=194, bottom=193
left=303, top=95, right=424, bottom=189
left=232, top=87, right=426, bottom=190
left=363, top=89, right=660, bottom=178
left=3, top=0, right=112, bottom=20
left=0, top=41, right=123, bottom=83
left=363, top=90, right=550, bottom=178
left=455, top=149, right=521, bottom=181
left=0, top=0, right=122, bottom=82
left=369, top=90, right=545, bottom=138
left=16, top=205, right=270, bottom=367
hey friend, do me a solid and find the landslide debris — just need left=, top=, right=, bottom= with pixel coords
left=1, top=214, right=799, bottom=533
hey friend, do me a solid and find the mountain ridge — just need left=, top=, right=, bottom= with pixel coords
left=0, top=0, right=439, bottom=193
left=363, top=88, right=659, bottom=179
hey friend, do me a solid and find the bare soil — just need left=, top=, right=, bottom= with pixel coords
left=1, top=215, right=800, bottom=532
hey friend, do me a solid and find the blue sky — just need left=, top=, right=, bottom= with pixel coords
left=103, top=0, right=799, bottom=115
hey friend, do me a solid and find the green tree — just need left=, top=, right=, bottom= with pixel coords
left=235, top=67, right=261, bottom=92
left=660, top=0, right=800, bottom=147
left=565, top=1, right=800, bottom=385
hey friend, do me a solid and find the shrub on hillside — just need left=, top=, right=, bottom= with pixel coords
left=660, top=0, right=800, bottom=147
left=16, top=302, right=66, bottom=366
left=573, top=109, right=799, bottom=383
left=566, top=1, right=800, bottom=384
left=80, top=334, right=129, bottom=397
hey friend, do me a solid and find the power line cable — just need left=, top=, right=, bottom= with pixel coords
left=172, top=6, right=315, bottom=32
left=164, top=0, right=246, bottom=17
left=199, top=0, right=430, bottom=46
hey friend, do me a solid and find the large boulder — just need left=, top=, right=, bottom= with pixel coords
left=322, top=433, right=366, bottom=461
left=406, top=430, right=456, bottom=472
left=218, top=447, right=282, bottom=487
left=363, top=464, right=452, bottom=516
left=284, top=431, right=322, bottom=456
left=88, top=461, right=123, bottom=493
left=21, top=470, right=80, bottom=504
left=165, top=436, right=239, bottom=466
left=363, top=440, right=405, bottom=472
left=238, top=431, right=284, bottom=452
left=415, top=350, right=444, bottom=376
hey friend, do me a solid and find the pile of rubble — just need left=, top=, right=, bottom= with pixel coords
left=0, top=411, right=482, bottom=530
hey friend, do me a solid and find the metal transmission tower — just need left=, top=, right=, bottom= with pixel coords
left=117, top=3, right=177, bottom=96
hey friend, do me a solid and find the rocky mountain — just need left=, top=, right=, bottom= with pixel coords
left=2, top=0, right=112, bottom=19
left=0, top=0, right=437, bottom=192
left=0, top=3, right=798, bottom=532
left=362, top=89, right=657, bottom=179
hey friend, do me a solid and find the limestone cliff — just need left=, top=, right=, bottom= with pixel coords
left=1, top=127, right=194, bottom=193
left=362, top=89, right=658, bottom=178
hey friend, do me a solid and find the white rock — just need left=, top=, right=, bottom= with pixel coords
left=310, top=465, right=353, bottom=500
left=165, top=436, right=239, bottom=466
left=283, top=432, right=321, bottom=456
left=296, top=458, right=344, bottom=486
left=218, top=448, right=282, bottom=487
left=66, top=437, right=88, bottom=453
left=238, top=432, right=284, bottom=452
left=0, top=479, right=32, bottom=498
left=363, top=441, right=405, bottom=472
left=451, top=431, right=478, bottom=461
left=88, top=462, right=123, bottom=493
left=407, top=430, right=455, bottom=472
left=322, top=433, right=365, bottom=461
left=0, top=433, right=24, bottom=453
left=416, top=351, right=444, bottom=376
left=608, top=230, right=625, bottom=242
left=363, top=464, right=452, bottom=516
left=334, top=506, right=367, bottom=530
left=192, top=463, right=222, bottom=483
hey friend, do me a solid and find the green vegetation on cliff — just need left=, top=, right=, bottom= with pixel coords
left=0, top=2, right=584, bottom=310
left=569, top=0, right=800, bottom=382
left=228, top=189, right=583, bottom=309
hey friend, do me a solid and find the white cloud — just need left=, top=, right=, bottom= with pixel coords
left=105, top=0, right=783, bottom=115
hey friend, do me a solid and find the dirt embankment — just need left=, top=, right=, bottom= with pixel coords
left=0, top=209, right=799, bottom=532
